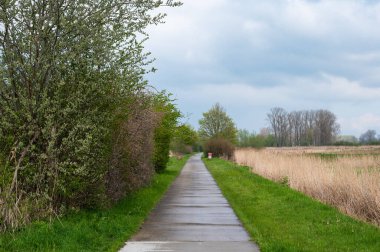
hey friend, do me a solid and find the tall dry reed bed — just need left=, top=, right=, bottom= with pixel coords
left=235, top=147, right=380, bottom=226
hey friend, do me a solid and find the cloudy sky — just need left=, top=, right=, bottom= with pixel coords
left=145, top=0, right=380, bottom=136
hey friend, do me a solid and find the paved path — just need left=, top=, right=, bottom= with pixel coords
left=120, top=154, right=259, bottom=252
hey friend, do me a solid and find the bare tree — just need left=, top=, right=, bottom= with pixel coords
left=300, top=110, right=316, bottom=146
left=267, top=107, right=288, bottom=147
left=267, top=108, right=340, bottom=147
left=288, top=111, right=303, bottom=146
left=314, top=110, right=340, bottom=145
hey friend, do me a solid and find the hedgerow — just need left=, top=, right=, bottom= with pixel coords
left=0, top=0, right=181, bottom=231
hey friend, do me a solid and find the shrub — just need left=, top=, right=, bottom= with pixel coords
left=333, top=141, right=359, bottom=146
left=105, top=93, right=159, bottom=203
left=0, top=0, right=180, bottom=232
left=152, top=92, right=181, bottom=173
left=203, top=138, right=235, bottom=160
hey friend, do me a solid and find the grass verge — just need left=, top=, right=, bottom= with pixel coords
left=0, top=156, right=189, bottom=252
left=204, top=158, right=380, bottom=252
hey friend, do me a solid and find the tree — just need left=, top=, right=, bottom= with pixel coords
left=153, top=92, right=181, bottom=173
left=267, top=107, right=289, bottom=147
left=300, top=110, right=315, bottom=145
left=237, top=129, right=275, bottom=148
left=267, top=108, right=340, bottom=147
left=198, top=103, right=237, bottom=144
left=0, top=0, right=181, bottom=231
left=237, top=129, right=253, bottom=147
left=171, top=124, right=198, bottom=154
left=359, top=130, right=378, bottom=144
left=313, top=110, right=340, bottom=145
left=288, top=111, right=303, bottom=146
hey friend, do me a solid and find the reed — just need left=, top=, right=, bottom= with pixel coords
left=234, top=147, right=380, bottom=226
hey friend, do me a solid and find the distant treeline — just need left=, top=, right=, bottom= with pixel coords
left=237, top=128, right=275, bottom=148
left=238, top=107, right=380, bottom=148
left=337, top=130, right=380, bottom=146
left=238, top=107, right=341, bottom=148
left=267, top=107, right=340, bottom=147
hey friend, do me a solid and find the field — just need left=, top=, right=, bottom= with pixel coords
left=234, top=146, right=380, bottom=226
left=205, top=158, right=380, bottom=251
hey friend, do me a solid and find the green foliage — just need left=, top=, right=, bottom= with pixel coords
left=315, top=153, right=339, bottom=160
left=237, top=129, right=275, bottom=148
left=171, top=124, right=198, bottom=154
left=153, top=92, right=181, bottom=173
left=176, top=124, right=198, bottom=146
left=237, top=129, right=254, bottom=147
left=333, top=141, right=360, bottom=146
left=0, top=156, right=189, bottom=252
left=198, top=103, right=237, bottom=144
left=0, top=0, right=181, bottom=231
left=205, top=158, right=380, bottom=251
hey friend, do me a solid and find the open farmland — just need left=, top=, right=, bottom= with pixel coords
left=234, top=146, right=380, bottom=227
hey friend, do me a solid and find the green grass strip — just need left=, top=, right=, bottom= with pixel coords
left=204, top=158, right=380, bottom=252
left=0, top=156, right=189, bottom=252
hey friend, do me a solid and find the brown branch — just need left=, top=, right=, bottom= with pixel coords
left=7, top=131, right=40, bottom=200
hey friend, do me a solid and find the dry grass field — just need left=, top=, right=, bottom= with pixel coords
left=234, top=146, right=380, bottom=226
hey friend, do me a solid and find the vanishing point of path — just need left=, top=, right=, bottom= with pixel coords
left=120, top=154, right=260, bottom=252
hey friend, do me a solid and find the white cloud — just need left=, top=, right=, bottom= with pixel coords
left=340, top=113, right=380, bottom=134
left=282, top=0, right=325, bottom=37
left=243, top=20, right=266, bottom=33
left=274, top=1, right=380, bottom=40
left=176, top=73, right=380, bottom=106
left=145, top=0, right=380, bottom=136
left=299, top=74, right=380, bottom=102
left=344, top=51, right=380, bottom=62
left=166, top=73, right=380, bottom=135
left=177, top=83, right=289, bottom=107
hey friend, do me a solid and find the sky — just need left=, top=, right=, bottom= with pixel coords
left=144, top=0, right=380, bottom=137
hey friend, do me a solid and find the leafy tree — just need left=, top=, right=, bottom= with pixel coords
left=198, top=103, right=237, bottom=144
left=177, top=124, right=198, bottom=146
left=237, top=129, right=253, bottom=147
left=237, top=129, right=275, bottom=148
left=0, top=0, right=180, bottom=231
left=153, top=92, right=181, bottom=173
left=171, top=124, right=198, bottom=154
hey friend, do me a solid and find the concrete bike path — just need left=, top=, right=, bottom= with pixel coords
left=120, top=154, right=259, bottom=252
